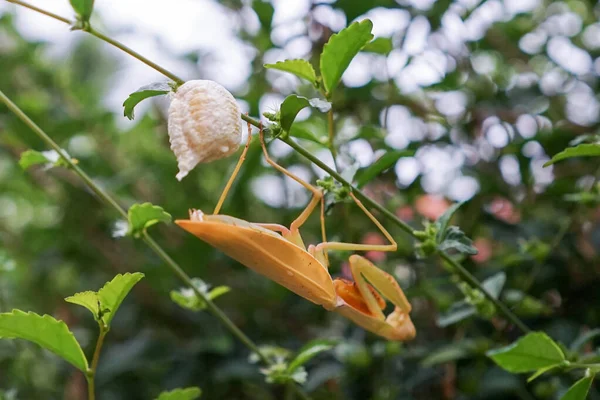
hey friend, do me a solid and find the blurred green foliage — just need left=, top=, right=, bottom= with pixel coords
left=1, top=0, right=600, bottom=399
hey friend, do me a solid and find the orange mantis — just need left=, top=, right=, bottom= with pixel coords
left=176, top=123, right=415, bottom=341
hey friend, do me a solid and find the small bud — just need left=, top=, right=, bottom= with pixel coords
left=167, top=80, right=242, bottom=180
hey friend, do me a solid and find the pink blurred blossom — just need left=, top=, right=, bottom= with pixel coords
left=471, top=238, right=492, bottom=264
left=489, top=197, right=521, bottom=224
left=362, top=232, right=387, bottom=263
left=415, top=195, right=451, bottom=220
left=395, top=205, right=415, bottom=221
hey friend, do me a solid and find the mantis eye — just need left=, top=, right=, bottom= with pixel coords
left=168, top=80, right=242, bottom=181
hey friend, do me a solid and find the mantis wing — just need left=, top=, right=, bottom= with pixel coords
left=176, top=219, right=337, bottom=308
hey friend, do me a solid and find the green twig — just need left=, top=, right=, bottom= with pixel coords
left=86, top=323, right=108, bottom=400
left=5, top=0, right=70, bottom=23
left=0, top=89, right=269, bottom=366
left=327, top=109, right=338, bottom=170
left=565, top=362, right=600, bottom=371
left=87, top=27, right=184, bottom=85
left=281, top=136, right=531, bottom=334
left=7, top=0, right=531, bottom=336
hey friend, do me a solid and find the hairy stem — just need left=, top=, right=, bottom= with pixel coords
left=8, top=0, right=531, bottom=335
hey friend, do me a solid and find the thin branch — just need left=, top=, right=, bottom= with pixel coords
left=0, top=89, right=270, bottom=366
left=87, top=27, right=184, bottom=85
left=86, top=323, right=108, bottom=400
left=282, top=136, right=531, bottom=334
left=5, top=0, right=184, bottom=84
left=5, top=0, right=70, bottom=23
left=327, top=109, right=338, bottom=170
left=8, top=0, right=531, bottom=336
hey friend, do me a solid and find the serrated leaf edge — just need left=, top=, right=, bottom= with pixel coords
left=0, top=310, right=88, bottom=372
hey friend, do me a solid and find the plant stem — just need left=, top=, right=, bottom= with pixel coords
left=281, top=136, right=531, bottom=333
left=87, top=373, right=94, bottom=399
left=141, top=234, right=268, bottom=361
left=91, top=326, right=107, bottom=375
left=5, top=0, right=71, bottom=23
left=6, top=0, right=184, bottom=85
left=0, top=88, right=311, bottom=400
left=566, top=362, right=600, bottom=371
left=87, top=324, right=108, bottom=400
left=0, top=89, right=267, bottom=364
left=327, top=109, right=338, bottom=170
left=86, top=27, right=184, bottom=85
left=7, top=0, right=531, bottom=335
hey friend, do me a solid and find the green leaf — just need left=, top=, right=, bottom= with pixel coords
left=123, top=83, right=172, bottom=120
left=481, top=272, right=507, bottom=299
left=320, top=19, right=374, bottom=96
left=363, top=37, right=393, bottom=54
left=438, top=226, right=478, bottom=255
left=279, top=95, right=331, bottom=132
left=288, top=118, right=329, bottom=146
left=487, top=332, right=565, bottom=373
left=170, top=291, right=201, bottom=311
left=253, top=0, right=274, bottom=29
left=432, top=202, right=477, bottom=256
left=127, top=203, right=172, bottom=238
left=69, top=0, right=94, bottom=22
left=170, top=278, right=230, bottom=312
left=544, top=144, right=600, bottom=167
left=97, top=272, right=144, bottom=326
left=561, top=375, right=594, bottom=400
left=264, top=59, right=318, bottom=86
left=569, top=134, right=600, bottom=146
left=19, top=149, right=76, bottom=170
left=18, top=150, right=51, bottom=170
left=208, top=286, right=231, bottom=300
left=564, top=190, right=600, bottom=205
left=261, top=363, right=307, bottom=385
left=503, top=289, right=551, bottom=317
left=155, top=387, right=202, bottom=400
left=65, top=291, right=100, bottom=320
left=288, top=339, right=337, bottom=373
left=527, top=364, right=558, bottom=382
left=0, top=310, right=87, bottom=372
left=437, top=273, right=505, bottom=327
left=437, top=301, right=476, bottom=327
left=354, top=150, right=413, bottom=188
left=249, top=345, right=292, bottom=365
left=436, top=202, right=463, bottom=243
left=421, top=341, right=478, bottom=367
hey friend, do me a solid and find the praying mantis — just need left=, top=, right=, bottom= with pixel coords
left=176, top=123, right=416, bottom=341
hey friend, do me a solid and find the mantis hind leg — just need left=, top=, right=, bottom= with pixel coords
left=315, top=192, right=397, bottom=254
left=308, top=195, right=330, bottom=268
left=213, top=120, right=253, bottom=215
left=259, top=125, right=323, bottom=247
